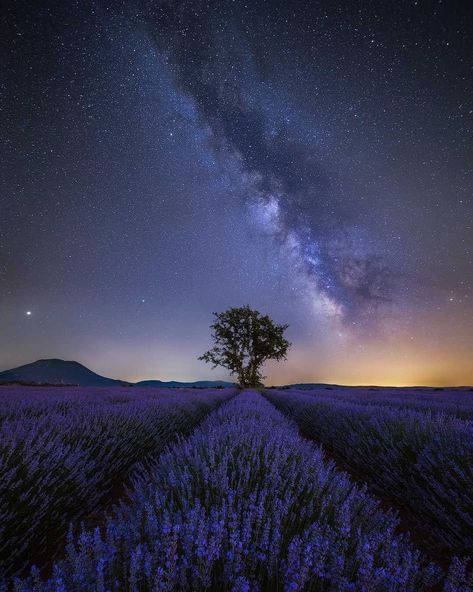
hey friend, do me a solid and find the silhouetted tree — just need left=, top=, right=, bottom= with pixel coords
left=199, top=306, right=291, bottom=388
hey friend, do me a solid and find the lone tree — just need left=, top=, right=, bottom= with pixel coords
left=199, top=305, right=291, bottom=388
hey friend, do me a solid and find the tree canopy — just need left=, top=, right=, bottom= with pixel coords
left=199, top=306, right=291, bottom=388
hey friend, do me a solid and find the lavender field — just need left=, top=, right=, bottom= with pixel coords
left=1, top=387, right=472, bottom=591
left=0, top=387, right=234, bottom=583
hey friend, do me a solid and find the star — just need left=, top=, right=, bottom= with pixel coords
left=2, top=0, right=472, bottom=387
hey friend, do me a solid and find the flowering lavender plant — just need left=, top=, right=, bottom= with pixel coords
left=265, top=389, right=473, bottom=560
left=13, top=392, right=443, bottom=591
left=0, top=386, right=232, bottom=579
left=281, top=386, right=473, bottom=419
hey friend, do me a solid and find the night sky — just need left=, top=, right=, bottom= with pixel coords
left=2, top=0, right=472, bottom=386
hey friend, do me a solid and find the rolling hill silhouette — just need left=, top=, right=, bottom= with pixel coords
left=136, top=379, right=236, bottom=388
left=0, top=359, right=236, bottom=387
left=0, top=359, right=128, bottom=386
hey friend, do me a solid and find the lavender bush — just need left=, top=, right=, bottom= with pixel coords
left=282, top=386, right=473, bottom=420
left=0, top=386, right=232, bottom=579
left=265, top=389, right=473, bottom=558
left=13, top=392, right=442, bottom=591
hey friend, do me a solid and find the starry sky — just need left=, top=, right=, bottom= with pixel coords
left=2, top=0, right=472, bottom=386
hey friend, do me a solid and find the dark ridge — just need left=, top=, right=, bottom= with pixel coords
left=0, top=359, right=129, bottom=387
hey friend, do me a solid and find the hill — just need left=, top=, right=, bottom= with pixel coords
left=0, top=359, right=128, bottom=387
left=136, top=379, right=237, bottom=388
left=0, top=359, right=236, bottom=388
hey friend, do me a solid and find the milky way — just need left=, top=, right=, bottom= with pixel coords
left=145, top=4, right=395, bottom=326
left=2, top=0, right=472, bottom=385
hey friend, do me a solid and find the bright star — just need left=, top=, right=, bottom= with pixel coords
left=26, top=311, right=32, bottom=316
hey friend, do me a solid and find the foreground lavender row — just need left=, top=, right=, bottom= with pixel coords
left=13, top=391, right=470, bottom=591
left=0, top=387, right=233, bottom=579
left=265, top=389, right=473, bottom=559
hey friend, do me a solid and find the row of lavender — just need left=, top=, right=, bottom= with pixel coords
left=274, top=386, right=473, bottom=419
left=265, top=389, right=473, bottom=560
left=0, top=387, right=234, bottom=580
left=12, top=391, right=470, bottom=591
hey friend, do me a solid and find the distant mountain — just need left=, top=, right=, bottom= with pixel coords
left=271, top=383, right=473, bottom=391
left=271, top=383, right=339, bottom=390
left=286, top=383, right=327, bottom=389
left=136, top=379, right=237, bottom=388
left=0, top=359, right=237, bottom=388
left=0, top=359, right=129, bottom=387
